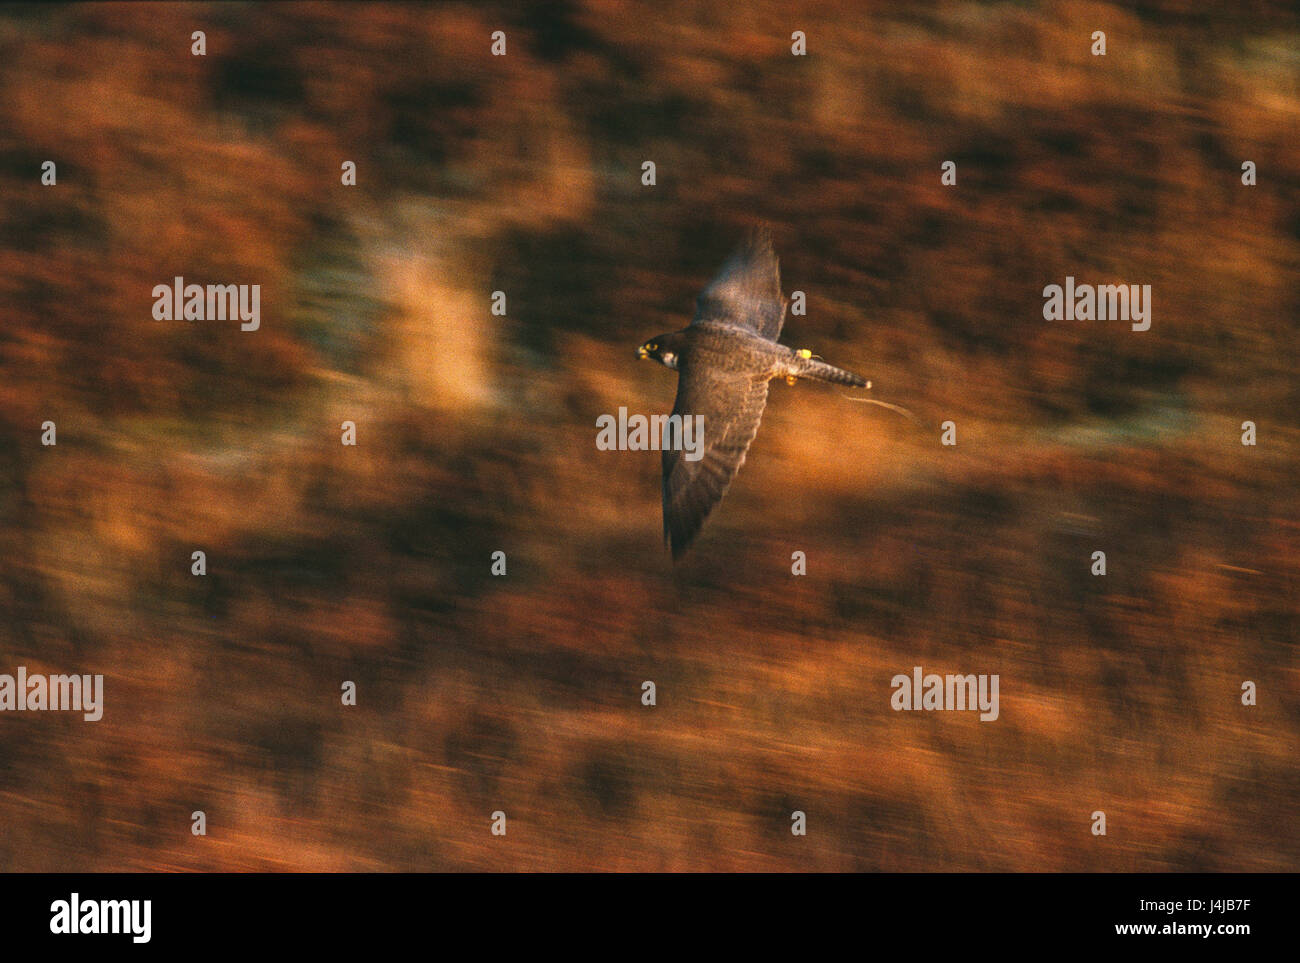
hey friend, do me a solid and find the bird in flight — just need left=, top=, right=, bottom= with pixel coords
left=638, top=229, right=870, bottom=559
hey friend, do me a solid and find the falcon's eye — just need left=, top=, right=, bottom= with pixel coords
left=647, top=343, right=657, bottom=351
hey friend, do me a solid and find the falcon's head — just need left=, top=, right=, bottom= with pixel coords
left=637, top=333, right=683, bottom=370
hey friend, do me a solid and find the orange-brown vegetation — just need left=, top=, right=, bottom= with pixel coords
left=0, top=1, right=1295, bottom=870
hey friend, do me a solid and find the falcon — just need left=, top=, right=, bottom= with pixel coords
left=638, top=230, right=869, bottom=558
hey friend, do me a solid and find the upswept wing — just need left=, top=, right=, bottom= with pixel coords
left=691, top=229, right=787, bottom=341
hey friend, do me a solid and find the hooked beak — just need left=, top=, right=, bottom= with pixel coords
left=637, top=345, right=649, bottom=359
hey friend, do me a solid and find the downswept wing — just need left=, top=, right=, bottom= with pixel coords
left=691, top=229, right=787, bottom=341
left=662, top=361, right=771, bottom=558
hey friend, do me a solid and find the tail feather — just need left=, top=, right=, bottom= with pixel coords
left=797, top=357, right=867, bottom=388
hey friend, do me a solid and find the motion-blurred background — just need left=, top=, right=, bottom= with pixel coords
left=0, top=1, right=1296, bottom=870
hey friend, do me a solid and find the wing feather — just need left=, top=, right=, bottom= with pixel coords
left=661, top=363, right=770, bottom=558
left=691, top=228, right=787, bottom=341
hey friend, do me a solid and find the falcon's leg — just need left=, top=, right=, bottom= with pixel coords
left=786, top=348, right=813, bottom=384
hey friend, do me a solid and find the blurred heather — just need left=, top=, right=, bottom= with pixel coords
left=0, top=1, right=1296, bottom=870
